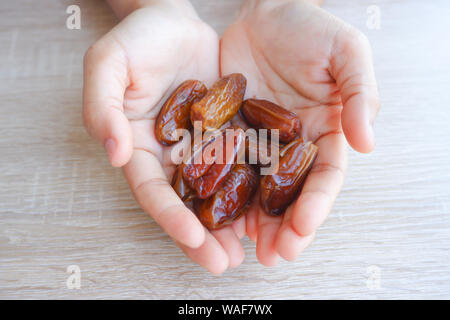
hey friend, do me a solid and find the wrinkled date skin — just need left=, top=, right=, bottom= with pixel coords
left=155, top=80, right=207, bottom=145
left=183, top=127, right=246, bottom=199
left=195, top=164, right=258, bottom=230
left=191, top=74, right=246, bottom=131
left=241, top=99, right=301, bottom=143
left=260, top=138, right=318, bottom=216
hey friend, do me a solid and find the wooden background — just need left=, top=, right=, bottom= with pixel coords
left=1, top=0, right=449, bottom=299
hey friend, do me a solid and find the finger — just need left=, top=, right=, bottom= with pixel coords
left=245, top=196, right=260, bottom=242
left=275, top=206, right=316, bottom=261
left=276, top=230, right=315, bottom=262
left=256, top=208, right=281, bottom=266
left=330, top=29, right=380, bottom=153
left=83, top=40, right=133, bottom=167
left=178, top=231, right=229, bottom=275
left=231, top=215, right=246, bottom=240
left=211, top=226, right=245, bottom=269
left=291, top=132, right=347, bottom=236
left=123, top=149, right=205, bottom=248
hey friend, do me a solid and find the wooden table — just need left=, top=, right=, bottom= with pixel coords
left=1, top=0, right=449, bottom=299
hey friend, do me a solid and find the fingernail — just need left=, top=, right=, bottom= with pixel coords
left=366, top=120, right=376, bottom=151
left=365, top=108, right=376, bottom=146
left=104, top=138, right=115, bottom=164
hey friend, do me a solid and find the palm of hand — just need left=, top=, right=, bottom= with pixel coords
left=221, top=1, right=348, bottom=264
left=114, top=7, right=218, bottom=160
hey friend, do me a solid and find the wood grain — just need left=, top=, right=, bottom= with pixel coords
left=0, top=0, right=449, bottom=299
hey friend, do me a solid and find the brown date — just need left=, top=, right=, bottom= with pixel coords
left=183, top=126, right=246, bottom=199
left=241, top=99, right=301, bottom=143
left=171, top=131, right=222, bottom=202
left=260, top=138, right=318, bottom=216
left=171, top=164, right=195, bottom=202
left=191, top=74, right=246, bottom=131
left=195, top=164, right=258, bottom=230
left=155, top=80, right=207, bottom=145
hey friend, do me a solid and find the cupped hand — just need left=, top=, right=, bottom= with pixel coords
left=221, top=0, right=380, bottom=265
left=83, top=0, right=245, bottom=274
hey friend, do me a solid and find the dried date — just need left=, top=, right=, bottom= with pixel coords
left=191, top=74, right=246, bottom=131
left=156, top=80, right=207, bottom=145
left=183, top=126, right=246, bottom=199
left=195, top=164, right=258, bottom=230
left=260, top=138, right=318, bottom=216
left=171, top=164, right=195, bottom=202
left=241, top=98, right=301, bottom=143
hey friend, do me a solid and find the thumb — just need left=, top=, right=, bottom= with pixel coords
left=330, top=29, right=380, bottom=153
left=83, top=41, right=133, bottom=167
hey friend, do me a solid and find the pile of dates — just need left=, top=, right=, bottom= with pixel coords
left=155, top=74, right=318, bottom=230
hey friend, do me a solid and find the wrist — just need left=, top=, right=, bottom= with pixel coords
left=107, top=0, right=197, bottom=20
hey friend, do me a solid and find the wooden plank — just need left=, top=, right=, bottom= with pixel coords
left=0, top=0, right=449, bottom=299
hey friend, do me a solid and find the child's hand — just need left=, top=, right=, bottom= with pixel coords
left=221, top=0, right=380, bottom=265
left=83, top=0, right=244, bottom=274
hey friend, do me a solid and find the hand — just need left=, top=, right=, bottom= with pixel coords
left=83, top=0, right=245, bottom=274
left=221, top=0, right=380, bottom=265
